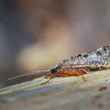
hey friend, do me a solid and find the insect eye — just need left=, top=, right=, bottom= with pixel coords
left=50, top=65, right=61, bottom=73
left=50, top=68, right=57, bottom=73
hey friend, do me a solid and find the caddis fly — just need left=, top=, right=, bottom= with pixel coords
left=4, top=44, right=110, bottom=85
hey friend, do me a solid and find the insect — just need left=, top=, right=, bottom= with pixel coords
left=4, top=44, right=110, bottom=85
left=45, top=44, right=110, bottom=80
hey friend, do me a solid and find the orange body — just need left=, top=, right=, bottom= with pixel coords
left=47, top=68, right=89, bottom=78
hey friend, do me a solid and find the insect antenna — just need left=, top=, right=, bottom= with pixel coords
left=2, top=69, right=49, bottom=86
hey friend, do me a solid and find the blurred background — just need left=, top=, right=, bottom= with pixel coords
left=0, top=0, right=110, bottom=86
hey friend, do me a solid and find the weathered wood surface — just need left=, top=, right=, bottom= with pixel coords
left=0, top=70, right=110, bottom=110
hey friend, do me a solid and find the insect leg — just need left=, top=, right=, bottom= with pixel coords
left=78, top=68, right=89, bottom=81
left=41, top=73, right=55, bottom=85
